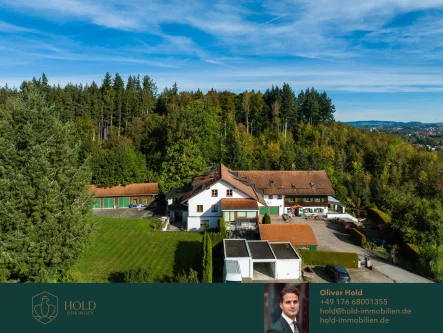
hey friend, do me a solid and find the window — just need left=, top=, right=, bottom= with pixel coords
left=246, top=211, right=256, bottom=218
left=237, top=211, right=246, bottom=217
left=315, top=198, right=320, bottom=202
left=291, top=184, right=296, bottom=189
left=200, top=220, right=209, bottom=228
left=268, top=195, right=273, bottom=199
left=197, top=205, right=203, bottom=212
left=226, top=189, right=233, bottom=197
left=277, top=195, right=282, bottom=199
left=211, top=189, right=218, bottom=197
left=211, top=204, right=218, bottom=212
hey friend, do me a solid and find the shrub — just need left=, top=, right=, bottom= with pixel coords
left=209, top=232, right=227, bottom=247
left=218, top=218, right=226, bottom=234
left=350, top=228, right=366, bottom=247
left=262, top=213, right=271, bottom=224
left=298, top=249, right=359, bottom=268
left=202, top=232, right=213, bottom=283
left=0, top=268, right=10, bottom=282
left=368, top=208, right=391, bottom=224
left=151, top=219, right=163, bottom=231
left=174, top=268, right=200, bottom=283
left=401, top=243, right=420, bottom=262
left=123, top=267, right=152, bottom=283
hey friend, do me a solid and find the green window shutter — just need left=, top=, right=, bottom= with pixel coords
left=295, top=198, right=298, bottom=203
left=147, top=198, right=151, bottom=204
left=303, top=198, right=306, bottom=202
left=321, top=197, right=325, bottom=202
left=310, top=198, right=314, bottom=202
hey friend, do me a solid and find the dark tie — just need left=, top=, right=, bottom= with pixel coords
left=293, top=321, right=299, bottom=333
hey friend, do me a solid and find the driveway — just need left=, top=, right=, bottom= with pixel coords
left=271, top=218, right=433, bottom=283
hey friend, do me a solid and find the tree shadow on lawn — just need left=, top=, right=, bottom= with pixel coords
left=108, top=271, right=125, bottom=282
left=173, top=241, right=202, bottom=278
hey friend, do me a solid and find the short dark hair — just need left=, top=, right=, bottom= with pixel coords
left=280, top=285, right=300, bottom=303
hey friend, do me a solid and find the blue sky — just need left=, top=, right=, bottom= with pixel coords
left=2, top=1, right=443, bottom=122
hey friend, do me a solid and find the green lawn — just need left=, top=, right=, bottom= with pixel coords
left=70, top=215, right=203, bottom=282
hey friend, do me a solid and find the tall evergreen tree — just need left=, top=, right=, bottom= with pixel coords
left=0, top=85, right=93, bottom=282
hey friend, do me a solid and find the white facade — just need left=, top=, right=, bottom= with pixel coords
left=263, top=194, right=285, bottom=215
left=186, top=180, right=252, bottom=231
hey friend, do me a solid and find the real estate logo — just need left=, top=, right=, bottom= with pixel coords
left=32, top=292, right=58, bottom=325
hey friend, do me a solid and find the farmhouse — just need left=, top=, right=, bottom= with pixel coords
left=259, top=224, right=319, bottom=250
left=168, top=164, right=337, bottom=231
left=235, top=169, right=335, bottom=217
left=89, top=183, right=158, bottom=209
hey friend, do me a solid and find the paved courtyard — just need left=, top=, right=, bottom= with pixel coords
left=268, top=217, right=433, bottom=283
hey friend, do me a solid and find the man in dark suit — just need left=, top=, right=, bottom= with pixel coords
left=267, top=286, right=302, bottom=333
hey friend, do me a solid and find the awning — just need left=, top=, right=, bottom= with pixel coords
left=328, top=196, right=345, bottom=207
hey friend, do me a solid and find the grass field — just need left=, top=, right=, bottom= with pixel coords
left=70, top=215, right=203, bottom=282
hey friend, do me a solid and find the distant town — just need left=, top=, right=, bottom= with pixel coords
left=346, top=121, right=443, bottom=151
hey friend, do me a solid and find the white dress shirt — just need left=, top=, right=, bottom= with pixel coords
left=281, top=313, right=298, bottom=333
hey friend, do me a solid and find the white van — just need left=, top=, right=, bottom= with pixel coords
left=223, top=260, right=242, bottom=283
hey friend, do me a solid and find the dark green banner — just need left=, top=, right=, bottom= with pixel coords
left=0, top=284, right=263, bottom=332
left=1, top=283, right=442, bottom=332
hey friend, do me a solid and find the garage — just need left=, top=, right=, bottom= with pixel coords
left=259, top=206, right=279, bottom=215
left=223, top=239, right=302, bottom=281
left=91, top=198, right=101, bottom=209
left=259, top=207, right=268, bottom=215
left=270, top=243, right=302, bottom=279
left=247, top=240, right=277, bottom=279
left=118, top=197, right=130, bottom=208
left=269, top=206, right=279, bottom=215
left=103, top=198, right=114, bottom=209
left=223, top=239, right=252, bottom=280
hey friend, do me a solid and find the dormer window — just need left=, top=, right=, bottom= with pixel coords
left=291, top=184, right=296, bottom=189
left=270, top=180, right=275, bottom=185
left=310, top=182, right=315, bottom=188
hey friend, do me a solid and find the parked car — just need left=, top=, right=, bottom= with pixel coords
left=282, top=213, right=291, bottom=221
left=325, top=265, right=351, bottom=283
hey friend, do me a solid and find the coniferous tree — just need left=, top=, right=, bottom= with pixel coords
left=0, top=85, right=93, bottom=282
left=202, top=232, right=213, bottom=283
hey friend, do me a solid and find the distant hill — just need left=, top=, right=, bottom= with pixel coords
left=345, top=121, right=443, bottom=128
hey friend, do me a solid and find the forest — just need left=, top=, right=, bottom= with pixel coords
left=1, top=73, right=442, bottom=281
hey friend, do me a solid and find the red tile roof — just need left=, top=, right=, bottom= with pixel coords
left=235, top=170, right=335, bottom=196
left=259, top=224, right=319, bottom=246
left=89, top=183, right=158, bottom=197
left=220, top=198, right=259, bottom=210
left=181, top=164, right=266, bottom=206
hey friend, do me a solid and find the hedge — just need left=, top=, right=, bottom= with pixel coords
left=350, top=228, right=366, bottom=247
left=262, top=213, right=271, bottom=224
left=298, top=249, right=359, bottom=268
left=367, top=208, right=391, bottom=225
left=401, top=243, right=420, bottom=262
left=209, top=232, right=227, bottom=247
